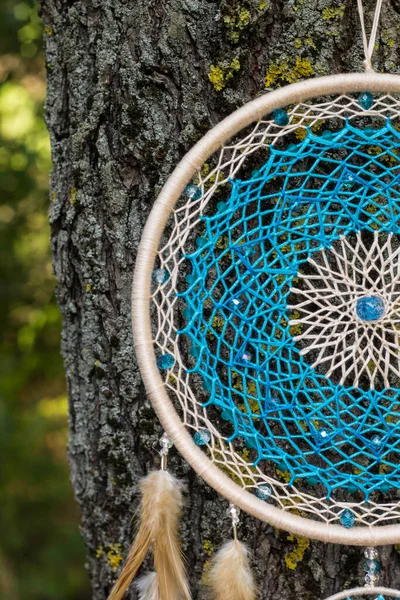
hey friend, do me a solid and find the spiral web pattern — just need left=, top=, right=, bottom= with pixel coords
left=152, top=94, right=400, bottom=526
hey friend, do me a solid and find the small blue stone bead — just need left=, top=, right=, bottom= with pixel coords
left=196, top=237, right=207, bottom=248
left=156, top=353, right=175, bottom=369
left=183, top=307, right=194, bottom=319
left=193, top=429, right=211, bottom=445
left=340, top=508, right=355, bottom=528
left=217, top=201, right=227, bottom=212
left=380, top=483, right=392, bottom=493
left=255, top=483, right=272, bottom=501
left=152, top=268, right=169, bottom=284
left=273, top=108, right=289, bottom=126
left=185, top=274, right=196, bottom=284
left=356, top=295, right=385, bottom=321
left=202, top=379, right=212, bottom=391
left=185, top=184, right=202, bottom=200
left=321, top=129, right=333, bottom=140
left=189, top=345, right=200, bottom=357
left=359, top=91, right=374, bottom=109
left=306, top=476, right=319, bottom=487
left=347, top=483, right=358, bottom=494
left=221, top=409, right=233, bottom=421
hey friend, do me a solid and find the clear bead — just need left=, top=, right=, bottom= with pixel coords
left=160, top=433, right=173, bottom=450
left=365, top=573, right=379, bottom=586
left=227, top=504, right=240, bottom=526
left=364, top=547, right=379, bottom=560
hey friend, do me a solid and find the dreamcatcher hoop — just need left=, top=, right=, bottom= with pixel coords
left=132, top=72, right=400, bottom=546
left=324, top=588, right=400, bottom=599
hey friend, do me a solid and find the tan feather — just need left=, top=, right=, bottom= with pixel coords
left=135, top=573, right=160, bottom=600
left=208, top=540, right=257, bottom=600
left=107, top=470, right=191, bottom=600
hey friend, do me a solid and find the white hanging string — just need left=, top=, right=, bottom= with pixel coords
left=357, top=0, right=384, bottom=71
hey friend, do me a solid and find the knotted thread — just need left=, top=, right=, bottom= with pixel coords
left=357, top=0, right=383, bottom=72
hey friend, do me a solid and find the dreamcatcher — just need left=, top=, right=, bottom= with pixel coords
left=108, top=1, right=400, bottom=599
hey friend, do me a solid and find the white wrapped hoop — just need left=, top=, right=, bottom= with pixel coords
left=324, top=587, right=400, bottom=599
left=132, top=72, right=400, bottom=546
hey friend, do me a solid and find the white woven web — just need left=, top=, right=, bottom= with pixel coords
left=152, top=93, right=400, bottom=527
left=289, top=232, right=400, bottom=390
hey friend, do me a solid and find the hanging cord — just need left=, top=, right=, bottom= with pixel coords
left=357, top=0, right=384, bottom=72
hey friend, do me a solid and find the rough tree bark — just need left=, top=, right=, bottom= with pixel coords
left=40, top=0, right=400, bottom=598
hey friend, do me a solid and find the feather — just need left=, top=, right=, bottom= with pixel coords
left=208, top=540, right=257, bottom=600
left=135, top=573, right=160, bottom=600
left=107, top=470, right=191, bottom=600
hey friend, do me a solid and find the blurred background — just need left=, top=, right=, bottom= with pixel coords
left=0, top=1, right=90, bottom=597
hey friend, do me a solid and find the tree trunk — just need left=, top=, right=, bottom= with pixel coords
left=40, top=0, right=400, bottom=598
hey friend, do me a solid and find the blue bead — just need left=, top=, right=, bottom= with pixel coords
left=196, top=237, right=207, bottom=248
left=359, top=91, right=374, bottom=109
left=193, top=429, right=211, bottom=445
left=316, top=428, right=329, bottom=444
left=343, top=173, right=355, bottom=189
left=340, top=508, right=355, bottom=528
left=202, top=379, right=212, bottom=391
left=363, top=558, right=381, bottom=574
left=273, top=108, right=289, bottom=126
left=185, top=184, right=202, bottom=200
left=255, top=483, right=272, bottom=501
left=376, top=596, right=385, bottom=600
left=221, top=409, right=233, bottom=421
left=356, top=295, right=385, bottom=321
left=217, top=201, right=227, bottom=212
left=372, top=435, right=382, bottom=449
left=287, top=143, right=297, bottom=152
left=321, top=130, right=333, bottom=140
left=156, top=353, right=175, bottom=369
left=189, top=345, right=200, bottom=357
left=306, top=476, right=319, bottom=486
left=185, top=274, right=196, bottom=284
left=152, top=268, right=169, bottom=284
left=227, top=297, right=244, bottom=311
left=380, top=483, right=392, bottom=493
left=347, top=483, right=358, bottom=494
left=183, top=307, right=194, bottom=319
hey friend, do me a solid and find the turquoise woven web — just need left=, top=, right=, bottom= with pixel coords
left=179, top=120, right=400, bottom=500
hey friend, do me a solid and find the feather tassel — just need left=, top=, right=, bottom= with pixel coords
left=208, top=540, right=257, bottom=600
left=107, top=470, right=191, bottom=600
left=135, top=573, right=160, bottom=600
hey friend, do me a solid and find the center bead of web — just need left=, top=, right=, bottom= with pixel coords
left=356, top=295, right=385, bottom=321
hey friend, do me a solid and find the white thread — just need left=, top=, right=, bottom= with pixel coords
left=357, top=0, right=384, bottom=72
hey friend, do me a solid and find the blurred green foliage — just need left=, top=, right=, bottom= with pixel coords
left=0, top=1, right=90, bottom=598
